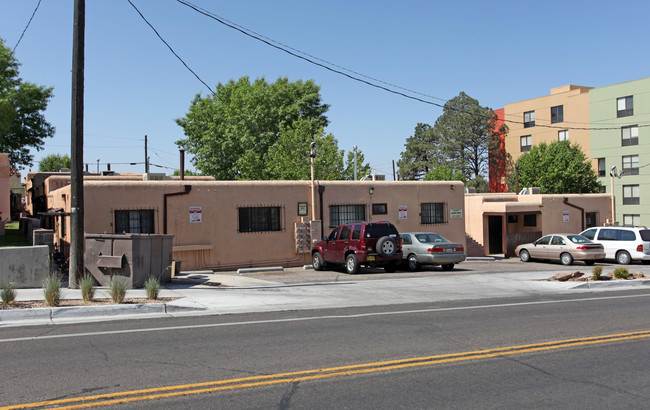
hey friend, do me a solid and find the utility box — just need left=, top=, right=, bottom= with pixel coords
left=85, top=233, right=174, bottom=288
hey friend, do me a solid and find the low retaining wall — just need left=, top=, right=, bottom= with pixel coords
left=0, top=245, right=51, bottom=288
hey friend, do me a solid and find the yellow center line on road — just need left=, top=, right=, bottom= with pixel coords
left=5, top=330, right=650, bottom=410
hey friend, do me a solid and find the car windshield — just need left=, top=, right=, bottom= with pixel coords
left=415, top=233, right=448, bottom=243
left=365, top=223, right=398, bottom=238
left=568, top=235, right=592, bottom=244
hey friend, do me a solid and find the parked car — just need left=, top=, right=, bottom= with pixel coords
left=400, top=232, right=466, bottom=271
left=580, top=226, right=650, bottom=265
left=515, top=233, right=605, bottom=265
left=311, top=221, right=402, bottom=274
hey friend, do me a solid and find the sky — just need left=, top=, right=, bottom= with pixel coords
left=2, top=0, right=649, bottom=179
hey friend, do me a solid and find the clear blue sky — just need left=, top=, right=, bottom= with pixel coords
left=2, top=0, right=649, bottom=178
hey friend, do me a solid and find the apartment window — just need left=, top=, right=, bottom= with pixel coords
left=115, top=210, right=154, bottom=234
left=621, top=125, right=639, bottom=146
left=623, top=214, right=641, bottom=227
left=622, top=155, right=639, bottom=175
left=598, top=158, right=606, bottom=177
left=420, top=202, right=446, bottom=224
left=372, top=203, right=387, bottom=215
left=617, top=96, right=633, bottom=117
left=524, top=111, right=535, bottom=128
left=622, top=185, right=640, bottom=205
left=551, top=105, right=564, bottom=123
left=238, top=206, right=281, bottom=232
left=523, top=214, right=537, bottom=226
left=599, top=186, right=606, bottom=193
left=558, top=130, right=569, bottom=141
left=520, top=135, right=532, bottom=152
left=329, top=204, right=365, bottom=227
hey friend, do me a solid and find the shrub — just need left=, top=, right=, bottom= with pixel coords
left=1, top=282, right=16, bottom=305
left=592, top=266, right=603, bottom=281
left=144, top=276, right=161, bottom=300
left=614, top=268, right=630, bottom=280
left=80, top=273, right=95, bottom=302
left=43, top=274, right=62, bottom=307
left=108, top=276, right=127, bottom=304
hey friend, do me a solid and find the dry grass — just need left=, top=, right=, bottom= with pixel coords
left=0, top=297, right=178, bottom=310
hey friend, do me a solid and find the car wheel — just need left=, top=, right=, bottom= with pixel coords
left=441, top=264, right=454, bottom=271
left=346, top=253, right=360, bottom=274
left=584, top=260, right=596, bottom=266
left=519, top=249, right=531, bottom=262
left=560, top=253, right=573, bottom=266
left=376, top=236, right=397, bottom=257
left=616, top=250, right=631, bottom=265
left=384, top=262, right=397, bottom=273
left=312, top=252, right=325, bottom=271
left=407, top=254, right=420, bottom=272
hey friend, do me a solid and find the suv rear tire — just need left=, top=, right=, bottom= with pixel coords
left=346, top=253, right=360, bottom=274
left=376, top=236, right=397, bottom=257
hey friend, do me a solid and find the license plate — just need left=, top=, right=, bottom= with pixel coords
left=367, top=256, right=375, bottom=261
left=445, top=248, right=452, bottom=252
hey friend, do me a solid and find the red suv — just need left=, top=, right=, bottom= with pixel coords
left=312, top=221, right=402, bottom=274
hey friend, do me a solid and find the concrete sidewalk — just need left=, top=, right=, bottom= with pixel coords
left=2, top=266, right=650, bottom=327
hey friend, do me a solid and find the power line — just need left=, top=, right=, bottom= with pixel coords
left=127, top=0, right=215, bottom=94
left=12, top=0, right=43, bottom=53
left=173, top=0, right=446, bottom=109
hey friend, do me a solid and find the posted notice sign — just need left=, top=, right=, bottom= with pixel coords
left=398, top=205, right=408, bottom=220
left=189, top=206, right=202, bottom=223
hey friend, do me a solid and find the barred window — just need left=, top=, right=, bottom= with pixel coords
left=238, top=206, right=281, bottom=232
left=115, top=210, right=154, bottom=234
left=329, top=205, right=365, bottom=227
left=420, top=202, right=445, bottom=224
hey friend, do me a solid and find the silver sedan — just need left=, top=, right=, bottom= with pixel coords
left=515, top=233, right=605, bottom=265
left=400, top=232, right=466, bottom=271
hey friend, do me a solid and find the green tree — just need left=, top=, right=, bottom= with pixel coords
left=264, top=118, right=370, bottom=180
left=38, top=153, right=71, bottom=172
left=397, top=123, right=442, bottom=180
left=511, top=141, right=601, bottom=194
left=0, top=39, right=55, bottom=170
left=423, top=164, right=466, bottom=182
left=175, top=76, right=329, bottom=180
left=433, top=92, right=499, bottom=180
left=172, top=169, right=200, bottom=176
left=343, top=149, right=372, bottom=180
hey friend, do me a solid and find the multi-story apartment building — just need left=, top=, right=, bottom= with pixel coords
left=590, top=77, right=650, bottom=226
left=503, top=84, right=592, bottom=166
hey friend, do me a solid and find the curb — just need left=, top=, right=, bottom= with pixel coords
left=237, top=266, right=284, bottom=275
left=570, top=279, right=650, bottom=289
left=0, top=302, right=208, bottom=326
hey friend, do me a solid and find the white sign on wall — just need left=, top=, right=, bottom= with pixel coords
left=189, top=206, right=202, bottom=223
left=563, top=210, right=570, bottom=223
left=398, top=205, right=408, bottom=220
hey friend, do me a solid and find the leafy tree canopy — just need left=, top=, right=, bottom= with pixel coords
left=0, top=38, right=55, bottom=170
left=511, top=141, right=601, bottom=194
left=175, top=76, right=331, bottom=180
left=397, top=93, right=503, bottom=182
left=265, top=118, right=370, bottom=180
left=38, top=153, right=71, bottom=172
left=423, top=164, right=466, bottom=182
left=172, top=169, right=201, bottom=176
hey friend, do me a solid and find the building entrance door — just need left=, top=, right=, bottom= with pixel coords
left=488, top=215, right=503, bottom=254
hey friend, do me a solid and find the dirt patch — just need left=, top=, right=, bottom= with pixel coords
left=0, top=298, right=178, bottom=310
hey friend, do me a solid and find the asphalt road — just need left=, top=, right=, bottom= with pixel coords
left=2, top=287, right=650, bottom=408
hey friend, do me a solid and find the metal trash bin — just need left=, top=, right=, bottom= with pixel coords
left=85, top=233, right=174, bottom=288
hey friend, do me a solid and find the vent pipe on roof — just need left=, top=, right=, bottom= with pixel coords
left=180, top=149, right=185, bottom=180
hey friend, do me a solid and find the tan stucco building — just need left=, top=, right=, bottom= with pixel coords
left=47, top=179, right=467, bottom=270
left=465, top=192, right=611, bottom=256
left=0, top=154, right=10, bottom=228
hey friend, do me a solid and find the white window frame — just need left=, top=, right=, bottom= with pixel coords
left=558, top=130, right=569, bottom=141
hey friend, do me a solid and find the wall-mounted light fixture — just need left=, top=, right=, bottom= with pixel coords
left=450, top=184, right=456, bottom=190
left=369, top=186, right=375, bottom=195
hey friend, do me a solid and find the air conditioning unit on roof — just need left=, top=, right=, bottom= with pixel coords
left=143, top=173, right=166, bottom=181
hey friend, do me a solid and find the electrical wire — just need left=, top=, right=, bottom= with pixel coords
left=12, top=0, right=42, bottom=53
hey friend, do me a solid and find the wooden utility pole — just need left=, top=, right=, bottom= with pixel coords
left=69, top=0, right=85, bottom=288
